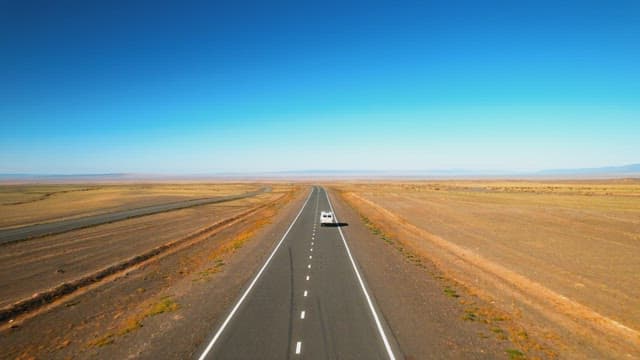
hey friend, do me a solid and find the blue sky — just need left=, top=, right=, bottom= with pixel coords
left=1, top=1, right=639, bottom=174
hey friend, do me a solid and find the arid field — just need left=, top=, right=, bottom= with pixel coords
left=0, top=183, right=296, bottom=324
left=0, top=182, right=308, bottom=359
left=2, top=180, right=638, bottom=359
left=0, top=183, right=262, bottom=229
left=333, top=180, right=640, bottom=357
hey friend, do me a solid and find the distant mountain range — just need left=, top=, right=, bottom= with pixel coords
left=536, top=163, right=640, bottom=175
left=1, top=164, right=639, bottom=181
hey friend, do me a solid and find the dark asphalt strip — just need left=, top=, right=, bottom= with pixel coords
left=197, top=186, right=398, bottom=360
left=0, top=187, right=270, bottom=246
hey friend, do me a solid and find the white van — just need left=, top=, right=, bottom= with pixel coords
left=320, top=211, right=334, bottom=226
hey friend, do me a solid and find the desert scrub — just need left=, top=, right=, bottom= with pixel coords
left=88, top=296, right=180, bottom=347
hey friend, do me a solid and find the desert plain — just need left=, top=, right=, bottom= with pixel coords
left=0, top=179, right=638, bottom=359
left=332, top=179, right=640, bottom=357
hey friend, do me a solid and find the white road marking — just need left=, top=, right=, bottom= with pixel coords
left=197, top=188, right=314, bottom=360
left=300, top=311, right=306, bottom=319
left=307, top=264, right=311, bottom=269
left=310, top=248, right=313, bottom=252
left=309, top=255, right=312, bottom=259
left=325, top=188, right=397, bottom=360
left=306, top=275, right=310, bottom=281
left=295, top=341, right=302, bottom=354
left=311, top=242, right=314, bottom=245
left=304, top=290, right=308, bottom=297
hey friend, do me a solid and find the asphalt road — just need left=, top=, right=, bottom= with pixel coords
left=0, top=187, right=269, bottom=245
left=197, top=186, right=400, bottom=360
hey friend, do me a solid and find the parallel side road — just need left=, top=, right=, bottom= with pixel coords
left=0, top=187, right=270, bottom=245
left=198, top=186, right=400, bottom=359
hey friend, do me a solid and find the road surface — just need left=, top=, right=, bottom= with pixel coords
left=0, top=187, right=269, bottom=245
left=197, top=186, right=400, bottom=360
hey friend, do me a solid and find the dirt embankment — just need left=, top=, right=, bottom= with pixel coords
left=335, top=182, right=640, bottom=359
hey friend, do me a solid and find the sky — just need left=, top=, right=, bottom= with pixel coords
left=1, top=0, right=639, bottom=174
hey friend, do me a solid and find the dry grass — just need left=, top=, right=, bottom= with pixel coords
left=0, top=183, right=262, bottom=229
left=86, top=186, right=298, bottom=349
left=335, top=180, right=640, bottom=358
left=89, top=296, right=180, bottom=347
left=206, top=191, right=292, bottom=264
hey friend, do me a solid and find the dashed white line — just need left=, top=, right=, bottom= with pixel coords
left=306, top=275, right=310, bottom=281
left=310, top=248, right=313, bottom=252
left=307, top=264, right=311, bottom=269
left=196, top=188, right=314, bottom=360
left=309, top=255, right=312, bottom=259
left=304, top=290, right=308, bottom=297
left=300, top=311, right=306, bottom=319
left=295, top=341, right=302, bottom=354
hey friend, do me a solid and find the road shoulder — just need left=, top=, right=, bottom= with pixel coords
left=328, top=187, right=523, bottom=359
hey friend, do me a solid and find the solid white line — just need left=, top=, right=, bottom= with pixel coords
left=304, top=290, right=308, bottom=297
left=300, top=310, right=306, bottom=319
left=324, top=187, right=397, bottom=360
left=295, top=341, right=302, bottom=354
left=197, top=188, right=314, bottom=360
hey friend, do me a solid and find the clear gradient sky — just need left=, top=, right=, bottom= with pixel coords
left=1, top=1, right=639, bottom=174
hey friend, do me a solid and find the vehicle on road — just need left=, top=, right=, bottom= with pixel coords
left=320, top=211, right=334, bottom=226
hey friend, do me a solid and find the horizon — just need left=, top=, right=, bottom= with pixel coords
left=2, top=1, right=639, bottom=174
left=2, top=162, right=639, bottom=180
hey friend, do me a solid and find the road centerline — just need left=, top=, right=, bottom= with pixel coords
left=196, top=188, right=314, bottom=360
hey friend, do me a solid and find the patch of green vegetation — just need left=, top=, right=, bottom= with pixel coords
left=463, top=312, right=477, bottom=321
left=505, top=348, right=525, bottom=359
left=491, top=326, right=508, bottom=340
left=463, top=309, right=477, bottom=321
left=194, top=259, right=226, bottom=281
left=145, top=297, right=179, bottom=317
left=444, top=287, right=460, bottom=298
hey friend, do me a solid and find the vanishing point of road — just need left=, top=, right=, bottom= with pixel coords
left=197, top=186, right=400, bottom=359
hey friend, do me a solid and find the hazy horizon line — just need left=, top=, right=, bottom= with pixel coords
left=1, top=162, right=639, bottom=179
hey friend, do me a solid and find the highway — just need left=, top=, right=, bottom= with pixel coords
left=0, top=187, right=269, bottom=245
left=197, top=186, right=400, bottom=360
